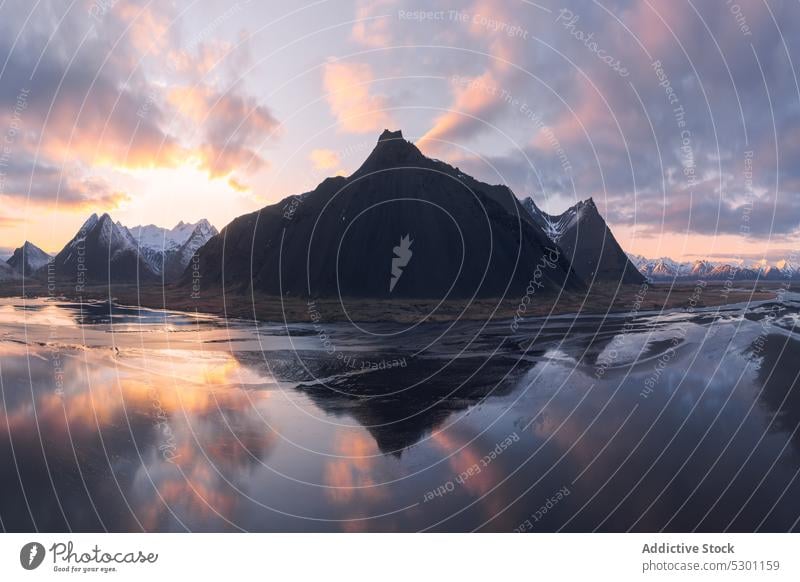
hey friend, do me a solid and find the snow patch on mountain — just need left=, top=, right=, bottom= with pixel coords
left=129, top=219, right=216, bottom=252
left=49, top=213, right=218, bottom=282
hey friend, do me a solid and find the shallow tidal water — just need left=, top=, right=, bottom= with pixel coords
left=1, top=293, right=799, bottom=532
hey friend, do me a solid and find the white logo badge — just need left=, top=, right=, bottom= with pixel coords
left=389, top=234, right=413, bottom=292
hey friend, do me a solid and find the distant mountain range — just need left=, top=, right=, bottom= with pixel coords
left=3, top=129, right=790, bottom=295
left=9, top=216, right=217, bottom=284
left=628, top=254, right=800, bottom=281
left=128, top=219, right=218, bottom=279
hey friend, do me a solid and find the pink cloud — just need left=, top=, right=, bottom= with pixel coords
left=323, top=61, right=395, bottom=134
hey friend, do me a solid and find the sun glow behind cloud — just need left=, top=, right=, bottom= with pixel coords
left=110, top=164, right=258, bottom=231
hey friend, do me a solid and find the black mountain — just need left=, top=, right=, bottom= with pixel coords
left=189, top=130, right=582, bottom=299
left=523, top=197, right=644, bottom=285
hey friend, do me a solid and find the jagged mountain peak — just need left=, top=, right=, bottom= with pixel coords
left=129, top=219, right=217, bottom=251
left=353, top=129, right=428, bottom=176
left=190, top=219, right=216, bottom=235
left=80, top=212, right=100, bottom=231
left=379, top=129, right=404, bottom=141
left=48, top=212, right=217, bottom=283
left=523, top=195, right=644, bottom=284
left=7, top=240, right=51, bottom=274
left=524, top=197, right=590, bottom=244
left=190, top=131, right=582, bottom=298
left=631, top=254, right=800, bottom=280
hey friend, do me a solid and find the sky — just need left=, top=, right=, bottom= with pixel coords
left=0, top=0, right=799, bottom=263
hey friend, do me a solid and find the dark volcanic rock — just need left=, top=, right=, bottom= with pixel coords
left=523, top=197, right=644, bottom=285
left=189, top=130, right=583, bottom=299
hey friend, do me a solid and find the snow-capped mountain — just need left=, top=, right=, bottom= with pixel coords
left=171, top=221, right=218, bottom=272
left=627, top=253, right=800, bottom=281
left=50, top=213, right=157, bottom=283
left=50, top=213, right=217, bottom=284
left=522, top=197, right=581, bottom=243
left=6, top=241, right=51, bottom=275
left=523, top=197, right=644, bottom=284
left=129, top=219, right=216, bottom=252
left=129, top=219, right=218, bottom=279
left=628, top=255, right=691, bottom=278
left=689, top=259, right=713, bottom=278
left=651, top=259, right=682, bottom=278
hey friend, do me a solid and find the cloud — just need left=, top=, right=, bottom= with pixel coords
left=38, top=81, right=187, bottom=171
left=227, top=177, right=249, bottom=192
left=629, top=180, right=800, bottom=238
left=169, top=85, right=280, bottom=177
left=169, top=39, right=237, bottom=77
left=351, top=0, right=394, bottom=47
left=323, top=61, right=395, bottom=133
left=413, top=0, right=534, bottom=156
left=0, top=0, right=281, bottom=216
left=405, top=0, right=800, bottom=241
left=309, top=148, right=341, bottom=170
left=113, top=0, right=173, bottom=56
left=417, top=71, right=504, bottom=151
left=0, top=157, right=130, bottom=210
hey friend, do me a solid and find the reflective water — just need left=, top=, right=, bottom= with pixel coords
left=1, top=295, right=799, bottom=531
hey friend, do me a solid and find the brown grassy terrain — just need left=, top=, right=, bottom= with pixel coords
left=0, top=279, right=784, bottom=323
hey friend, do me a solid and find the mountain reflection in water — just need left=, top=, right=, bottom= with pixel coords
left=1, top=295, right=799, bottom=532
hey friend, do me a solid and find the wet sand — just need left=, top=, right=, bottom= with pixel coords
left=0, top=280, right=784, bottom=323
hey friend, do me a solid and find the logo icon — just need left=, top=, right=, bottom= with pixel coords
left=389, top=234, right=413, bottom=292
left=20, top=542, right=45, bottom=570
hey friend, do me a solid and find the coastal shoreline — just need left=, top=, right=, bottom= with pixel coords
left=0, top=280, right=784, bottom=324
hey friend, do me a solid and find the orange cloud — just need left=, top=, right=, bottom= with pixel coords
left=323, top=61, right=395, bottom=134
left=227, top=176, right=249, bottom=192
left=417, top=1, right=523, bottom=154
left=169, top=39, right=235, bottom=77
left=25, top=81, right=181, bottom=172
left=168, top=85, right=279, bottom=177
left=114, top=0, right=172, bottom=56
left=0, top=169, right=130, bottom=211
left=309, top=148, right=341, bottom=170
left=418, top=70, right=502, bottom=151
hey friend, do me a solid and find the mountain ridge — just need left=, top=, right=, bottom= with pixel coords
left=522, top=196, right=645, bottom=285
left=45, top=213, right=217, bottom=284
left=628, top=253, right=800, bottom=281
left=188, top=129, right=583, bottom=299
left=6, top=241, right=51, bottom=275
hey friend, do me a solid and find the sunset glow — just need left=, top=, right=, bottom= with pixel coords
left=0, top=0, right=797, bottom=264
